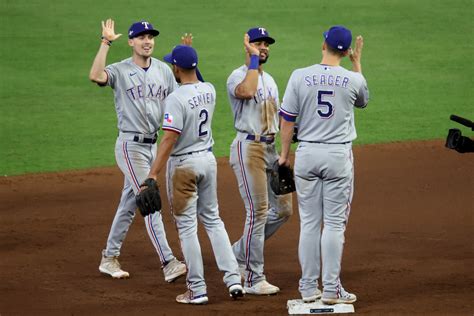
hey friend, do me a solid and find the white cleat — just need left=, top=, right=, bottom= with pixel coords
left=302, top=289, right=322, bottom=303
left=176, top=290, right=209, bottom=304
left=163, top=258, right=187, bottom=283
left=99, top=255, right=130, bottom=279
left=321, top=288, right=357, bottom=305
left=244, top=280, right=280, bottom=295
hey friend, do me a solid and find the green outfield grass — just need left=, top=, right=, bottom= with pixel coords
left=0, top=0, right=472, bottom=175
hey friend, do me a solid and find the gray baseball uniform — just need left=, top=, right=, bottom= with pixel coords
left=102, top=57, right=179, bottom=266
left=162, top=81, right=241, bottom=298
left=280, top=64, right=368, bottom=298
left=227, top=65, right=293, bottom=287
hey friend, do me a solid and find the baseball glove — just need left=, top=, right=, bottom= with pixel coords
left=270, top=160, right=296, bottom=195
left=135, top=178, right=162, bottom=217
left=292, top=126, right=299, bottom=143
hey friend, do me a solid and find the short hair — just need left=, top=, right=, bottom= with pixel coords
left=325, top=43, right=347, bottom=57
left=178, top=66, right=196, bottom=73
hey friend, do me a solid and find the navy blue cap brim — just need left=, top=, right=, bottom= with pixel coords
left=129, top=29, right=160, bottom=39
left=249, top=36, right=275, bottom=45
left=163, top=53, right=174, bottom=64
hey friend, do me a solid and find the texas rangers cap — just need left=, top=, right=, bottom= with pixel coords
left=323, top=25, right=352, bottom=51
left=128, top=21, right=160, bottom=39
left=247, top=27, right=275, bottom=44
left=163, top=45, right=198, bottom=69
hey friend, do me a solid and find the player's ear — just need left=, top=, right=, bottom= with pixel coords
left=322, top=42, right=326, bottom=51
left=342, top=49, right=350, bottom=57
left=128, top=39, right=134, bottom=47
left=172, top=64, right=179, bottom=78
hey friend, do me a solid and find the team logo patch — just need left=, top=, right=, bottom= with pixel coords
left=164, top=113, right=173, bottom=124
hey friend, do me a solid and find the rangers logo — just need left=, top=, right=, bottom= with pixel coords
left=164, top=113, right=173, bottom=124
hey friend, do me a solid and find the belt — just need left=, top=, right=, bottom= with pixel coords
left=301, top=140, right=351, bottom=145
left=171, top=147, right=212, bottom=157
left=133, top=134, right=157, bottom=144
left=246, top=134, right=275, bottom=144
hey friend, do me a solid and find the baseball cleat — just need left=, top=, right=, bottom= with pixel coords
left=302, top=289, right=322, bottom=303
left=163, top=258, right=187, bottom=282
left=99, top=255, right=130, bottom=279
left=244, top=280, right=280, bottom=295
left=321, top=289, right=357, bottom=305
left=176, top=291, right=208, bottom=304
left=228, top=284, right=245, bottom=299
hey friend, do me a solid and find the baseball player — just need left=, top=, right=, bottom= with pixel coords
left=146, top=45, right=244, bottom=304
left=278, top=25, right=369, bottom=304
left=226, top=27, right=293, bottom=295
left=88, top=19, right=186, bottom=281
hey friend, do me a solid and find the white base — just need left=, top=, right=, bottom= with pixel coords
left=287, top=299, right=355, bottom=314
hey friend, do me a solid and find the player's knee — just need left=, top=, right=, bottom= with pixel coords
left=254, top=201, right=269, bottom=220
left=323, top=217, right=346, bottom=231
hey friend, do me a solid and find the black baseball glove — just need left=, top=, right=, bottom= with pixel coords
left=292, top=126, right=299, bottom=143
left=270, top=160, right=296, bottom=195
left=135, top=178, right=162, bottom=217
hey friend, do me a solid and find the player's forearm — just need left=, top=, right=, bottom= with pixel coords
left=279, top=119, right=295, bottom=161
left=235, top=70, right=259, bottom=99
left=89, top=43, right=110, bottom=83
left=148, top=133, right=177, bottom=179
left=352, top=61, right=362, bottom=73
left=235, top=54, right=260, bottom=99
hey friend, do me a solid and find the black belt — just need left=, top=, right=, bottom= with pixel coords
left=171, top=147, right=212, bottom=157
left=133, top=134, right=157, bottom=144
left=301, top=140, right=351, bottom=145
left=246, top=134, right=275, bottom=144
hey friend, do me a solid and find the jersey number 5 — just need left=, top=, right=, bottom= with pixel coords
left=198, top=109, right=209, bottom=137
left=317, top=90, right=335, bottom=118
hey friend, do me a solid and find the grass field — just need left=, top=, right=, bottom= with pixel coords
left=1, top=0, right=472, bottom=175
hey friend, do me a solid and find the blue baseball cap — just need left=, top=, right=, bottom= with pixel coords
left=163, top=45, right=198, bottom=69
left=247, top=27, right=275, bottom=44
left=323, top=26, right=352, bottom=51
left=128, top=21, right=160, bottom=39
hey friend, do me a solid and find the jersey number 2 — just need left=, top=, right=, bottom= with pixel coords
left=198, top=109, right=209, bottom=137
left=317, top=90, right=334, bottom=118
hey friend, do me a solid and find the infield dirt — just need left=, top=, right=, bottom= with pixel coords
left=1, top=140, right=473, bottom=315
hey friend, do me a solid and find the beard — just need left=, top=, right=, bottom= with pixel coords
left=259, top=56, right=268, bottom=64
left=259, top=51, right=269, bottom=64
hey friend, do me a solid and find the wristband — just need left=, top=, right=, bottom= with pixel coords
left=101, top=36, right=112, bottom=46
left=248, top=54, right=259, bottom=70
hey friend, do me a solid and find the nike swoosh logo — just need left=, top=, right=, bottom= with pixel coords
left=130, top=72, right=137, bottom=77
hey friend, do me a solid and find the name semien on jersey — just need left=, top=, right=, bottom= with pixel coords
left=304, top=74, right=349, bottom=88
left=126, top=83, right=170, bottom=101
left=188, top=92, right=215, bottom=109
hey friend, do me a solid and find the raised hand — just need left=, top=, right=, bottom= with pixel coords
left=244, top=33, right=260, bottom=56
left=181, top=33, right=193, bottom=46
left=349, top=35, right=363, bottom=64
left=101, top=18, right=122, bottom=41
